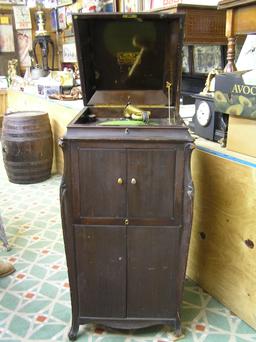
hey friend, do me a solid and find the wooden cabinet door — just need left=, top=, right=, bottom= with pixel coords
left=76, top=148, right=126, bottom=223
left=127, top=226, right=180, bottom=318
left=75, top=225, right=126, bottom=318
left=127, top=149, right=182, bottom=226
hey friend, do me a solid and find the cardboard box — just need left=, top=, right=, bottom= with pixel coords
left=227, top=116, right=256, bottom=158
left=214, top=70, right=256, bottom=120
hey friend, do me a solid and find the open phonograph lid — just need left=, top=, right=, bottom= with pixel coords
left=73, top=13, right=185, bottom=109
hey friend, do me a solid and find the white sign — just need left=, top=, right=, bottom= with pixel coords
left=236, top=35, right=256, bottom=71
left=63, top=43, right=77, bottom=63
left=150, top=0, right=218, bottom=10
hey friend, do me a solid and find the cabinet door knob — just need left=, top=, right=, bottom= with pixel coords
left=131, top=178, right=137, bottom=185
left=117, top=177, right=123, bottom=185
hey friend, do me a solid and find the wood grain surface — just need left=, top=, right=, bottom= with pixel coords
left=187, top=148, right=256, bottom=329
left=0, top=90, right=7, bottom=128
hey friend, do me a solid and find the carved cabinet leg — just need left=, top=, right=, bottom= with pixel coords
left=175, top=325, right=182, bottom=338
left=174, top=312, right=182, bottom=338
left=68, top=320, right=79, bottom=341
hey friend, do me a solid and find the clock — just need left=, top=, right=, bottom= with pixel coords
left=196, top=100, right=211, bottom=126
left=192, top=93, right=228, bottom=144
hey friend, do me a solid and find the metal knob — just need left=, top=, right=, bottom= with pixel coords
left=117, top=178, right=123, bottom=185
left=131, top=178, right=137, bottom=185
left=124, top=219, right=129, bottom=225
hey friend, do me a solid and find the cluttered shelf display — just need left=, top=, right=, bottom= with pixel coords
left=0, top=1, right=118, bottom=100
left=188, top=29, right=253, bottom=148
left=0, top=8, right=20, bottom=77
left=152, top=3, right=227, bottom=104
left=60, top=13, right=194, bottom=341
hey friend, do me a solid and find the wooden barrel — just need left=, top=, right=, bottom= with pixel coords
left=1, top=111, right=53, bottom=184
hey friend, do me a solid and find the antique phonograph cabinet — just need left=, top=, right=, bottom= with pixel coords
left=60, top=13, right=194, bottom=341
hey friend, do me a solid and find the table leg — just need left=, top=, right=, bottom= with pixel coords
left=224, top=9, right=237, bottom=73
left=224, top=36, right=237, bottom=72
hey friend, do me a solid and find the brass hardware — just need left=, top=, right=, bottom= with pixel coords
left=131, top=178, right=137, bottom=185
left=124, top=219, right=129, bottom=225
left=117, top=178, right=123, bottom=185
left=128, top=39, right=145, bottom=78
left=117, top=52, right=139, bottom=66
left=123, top=104, right=151, bottom=123
left=123, top=14, right=137, bottom=19
left=166, top=81, right=173, bottom=124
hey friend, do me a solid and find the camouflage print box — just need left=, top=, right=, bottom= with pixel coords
left=214, top=70, right=256, bottom=120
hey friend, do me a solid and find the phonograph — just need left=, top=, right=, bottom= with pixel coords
left=32, top=10, right=55, bottom=77
left=60, top=13, right=194, bottom=341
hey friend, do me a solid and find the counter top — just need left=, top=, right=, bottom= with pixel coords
left=194, top=137, right=256, bottom=168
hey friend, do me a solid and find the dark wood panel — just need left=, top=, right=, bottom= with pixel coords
left=127, top=226, right=180, bottom=318
left=184, top=8, right=226, bottom=44
left=155, top=4, right=226, bottom=45
left=78, top=148, right=126, bottom=219
left=127, top=149, right=177, bottom=224
left=75, top=225, right=126, bottom=318
left=79, top=317, right=176, bottom=329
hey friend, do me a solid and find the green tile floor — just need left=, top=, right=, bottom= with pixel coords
left=0, top=154, right=256, bottom=341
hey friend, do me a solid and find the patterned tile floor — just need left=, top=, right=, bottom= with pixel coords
left=0, top=153, right=256, bottom=341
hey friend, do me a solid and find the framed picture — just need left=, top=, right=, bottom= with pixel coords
left=150, top=0, right=179, bottom=10
left=57, top=0, right=74, bottom=7
left=193, top=45, right=222, bottom=74
left=0, top=76, right=8, bottom=88
left=13, top=6, right=32, bottom=30
left=66, top=6, right=73, bottom=26
left=17, top=29, right=32, bottom=68
left=57, top=6, right=67, bottom=30
left=103, top=0, right=117, bottom=12
left=63, top=43, right=77, bottom=63
left=0, top=0, right=25, bottom=4
left=0, top=9, right=20, bottom=76
left=50, top=8, right=59, bottom=31
left=142, top=0, right=151, bottom=11
left=0, top=24, right=15, bottom=52
left=44, top=0, right=58, bottom=7
left=118, top=0, right=142, bottom=12
left=182, top=45, right=190, bottom=73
